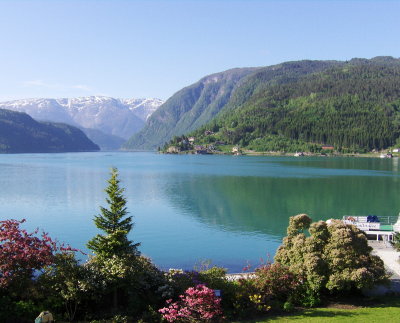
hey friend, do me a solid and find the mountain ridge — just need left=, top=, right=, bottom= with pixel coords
left=0, top=108, right=100, bottom=153
left=0, top=96, right=163, bottom=150
left=169, top=56, right=400, bottom=153
left=123, top=68, right=259, bottom=150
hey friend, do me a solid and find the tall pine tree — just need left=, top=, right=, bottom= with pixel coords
left=87, top=167, right=140, bottom=257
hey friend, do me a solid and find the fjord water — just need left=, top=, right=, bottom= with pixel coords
left=0, top=152, right=399, bottom=272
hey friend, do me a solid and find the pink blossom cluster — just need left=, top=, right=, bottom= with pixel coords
left=0, top=219, right=75, bottom=287
left=159, top=284, right=223, bottom=322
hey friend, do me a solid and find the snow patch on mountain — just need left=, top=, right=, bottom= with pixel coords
left=0, top=96, right=164, bottom=140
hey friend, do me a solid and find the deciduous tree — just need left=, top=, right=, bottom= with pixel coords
left=0, top=219, right=57, bottom=288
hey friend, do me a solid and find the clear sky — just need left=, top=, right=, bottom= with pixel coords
left=0, top=0, right=399, bottom=101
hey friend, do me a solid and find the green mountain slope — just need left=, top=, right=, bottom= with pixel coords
left=171, top=57, right=400, bottom=153
left=123, top=68, right=259, bottom=150
left=123, top=60, right=344, bottom=150
left=0, top=109, right=100, bottom=153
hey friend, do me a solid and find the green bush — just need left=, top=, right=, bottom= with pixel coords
left=391, top=232, right=400, bottom=251
left=230, top=278, right=259, bottom=319
left=283, top=301, right=294, bottom=312
left=275, top=214, right=389, bottom=306
left=253, top=263, right=300, bottom=305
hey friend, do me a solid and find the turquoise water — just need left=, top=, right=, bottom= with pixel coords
left=0, top=152, right=399, bottom=272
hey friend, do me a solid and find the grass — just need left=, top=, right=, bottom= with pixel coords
left=233, top=296, right=400, bottom=323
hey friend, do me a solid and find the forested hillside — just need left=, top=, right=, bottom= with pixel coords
left=167, top=57, right=400, bottom=153
left=123, top=68, right=259, bottom=150
left=0, top=109, right=100, bottom=153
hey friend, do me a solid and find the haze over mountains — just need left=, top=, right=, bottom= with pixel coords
left=0, top=96, right=163, bottom=150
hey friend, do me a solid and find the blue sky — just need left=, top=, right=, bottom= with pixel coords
left=0, top=0, right=399, bottom=101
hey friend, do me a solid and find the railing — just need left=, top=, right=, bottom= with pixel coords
left=343, top=215, right=399, bottom=225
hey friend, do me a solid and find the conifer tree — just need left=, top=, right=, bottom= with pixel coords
left=87, top=167, right=140, bottom=257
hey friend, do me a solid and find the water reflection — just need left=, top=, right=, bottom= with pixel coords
left=0, top=152, right=399, bottom=272
left=165, top=172, right=400, bottom=238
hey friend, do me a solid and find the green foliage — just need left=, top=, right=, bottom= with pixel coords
left=14, top=300, right=41, bottom=321
left=230, top=278, right=259, bottom=318
left=0, top=108, right=99, bottom=153
left=85, top=168, right=159, bottom=319
left=275, top=214, right=389, bottom=306
left=161, top=269, right=201, bottom=299
left=87, top=167, right=139, bottom=258
left=124, top=68, right=258, bottom=150
left=283, top=301, right=294, bottom=312
left=198, top=266, right=228, bottom=290
left=164, top=57, right=400, bottom=153
left=81, top=254, right=165, bottom=320
left=253, top=263, right=300, bottom=304
left=233, top=295, right=400, bottom=322
left=39, top=252, right=86, bottom=321
left=391, top=232, right=400, bottom=251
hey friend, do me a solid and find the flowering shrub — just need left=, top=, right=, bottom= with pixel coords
left=198, top=266, right=227, bottom=290
left=229, top=277, right=258, bottom=318
left=253, top=263, right=300, bottom=302
left=159, top=284, right=223, bottom=322
left=161, top=269, right=202, bottom=298
left=0, top=219, right=59, bottom=287
left=248, top=294, right=271, bottom=312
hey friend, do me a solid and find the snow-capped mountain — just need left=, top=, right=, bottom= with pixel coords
left=0, top=98, right=77, bottom=126
left=0, top=96, right=164, bottom=142
left=122, top=98, right=164, bottom=121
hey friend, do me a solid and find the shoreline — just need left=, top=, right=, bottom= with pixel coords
left=162, top=150, right=400, bottom=159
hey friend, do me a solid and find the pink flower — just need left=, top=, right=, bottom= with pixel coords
left=159, top=284, right=223, bottom=322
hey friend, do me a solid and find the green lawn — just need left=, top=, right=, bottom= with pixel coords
left=234, top=297, right=400, bottom=323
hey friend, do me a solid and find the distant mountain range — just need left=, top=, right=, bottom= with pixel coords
left=0, top=96, right=163, bottom=150
left=0, top=108, right=99, bottom=153
left=3, top=57, right=400, bottom=154
left=125, top=56, right=400, bottom=152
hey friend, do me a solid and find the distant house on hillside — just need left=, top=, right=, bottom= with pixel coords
left=232, top=146, right=242, bottom=155
left=393, top=148, right=400, bottom=153
left=188, top=137, right=195, bottom=144
left=204, top=130, right=214, bottom=136
left=321, top=145, right=334, bottom=150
